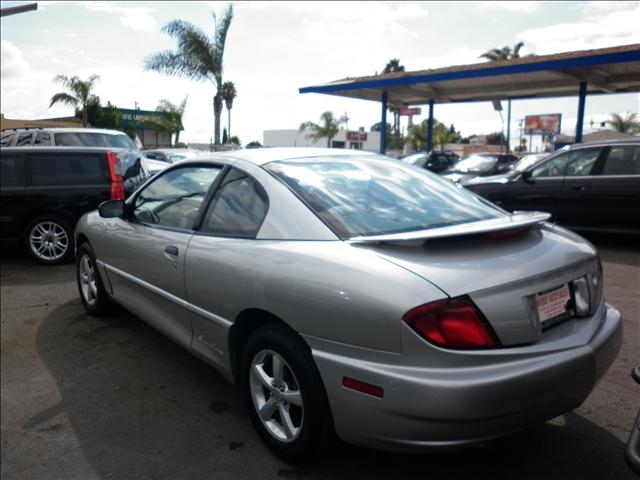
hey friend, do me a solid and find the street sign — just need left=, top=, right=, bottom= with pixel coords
left=346, top=131, right=367, bottom=141
left=399, top=107, right=421, bottom=116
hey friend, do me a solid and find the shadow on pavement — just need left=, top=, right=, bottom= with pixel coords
left=34, top=300, right=635, bottom=480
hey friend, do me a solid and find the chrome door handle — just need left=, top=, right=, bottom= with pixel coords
left=164, top=245, right=179, bottom=258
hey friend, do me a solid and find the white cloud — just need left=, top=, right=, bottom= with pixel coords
left=79, top=2, right=157, bottom=33
left=580, top=1, right=638, bottom=14
left=519, top=5, right=640, bottom=54
left=0, top=40, right=30, bottom=79
left=475, top=1, right=542, bottom=13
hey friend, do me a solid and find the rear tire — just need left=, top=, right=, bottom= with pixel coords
left=76, top=242, right=112, bottom=316
left=24, top=215, right=74, bottom=265
left=241, top=324, right=333, bottom=463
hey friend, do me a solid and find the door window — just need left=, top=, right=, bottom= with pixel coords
left=564, top=148, right=600, bottom=176
left=16, top=132, right=34, bottom=146
left=34, top=132, right=52, bottom=146
left=1, top=155, right=25, bottom=187
left=602, top=146, right=640, bottom=175
left=201, top=169, right=268, bottom=238
left=0, top=132, right=16, bottom=147
left=132, top=165, right=222, bottom=230
left=531, top=152, right=570, bottom=178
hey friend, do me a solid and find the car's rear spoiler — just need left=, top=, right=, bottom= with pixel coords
left=347, top=211, right=551, bottom=245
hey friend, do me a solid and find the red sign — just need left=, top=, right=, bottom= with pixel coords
left=346, top=131, right=367, bottom=141
left=399, top=107, right=421, bottom=116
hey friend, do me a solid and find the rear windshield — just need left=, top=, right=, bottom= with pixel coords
left=265, top=156, right=504, bottom=238
left=450, top=155, right=498, bottom=173
left=55, top=132, right=137, bottom=149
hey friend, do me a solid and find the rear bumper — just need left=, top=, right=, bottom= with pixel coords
left=310, top=304, right=622, bottom=452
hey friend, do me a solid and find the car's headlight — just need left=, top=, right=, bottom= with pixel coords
left=573, top=277, right=590, bottom=316
left=589, top=258, right=603, bottom=313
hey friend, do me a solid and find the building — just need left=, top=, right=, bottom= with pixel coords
left=118, top=108, right=172, bottom=148
left=264, top=129, right=380, bottom=152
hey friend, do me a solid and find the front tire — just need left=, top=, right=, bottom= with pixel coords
left=76, top=243, right=112, bottom=316
left=241, top=324, right=333, bottom=462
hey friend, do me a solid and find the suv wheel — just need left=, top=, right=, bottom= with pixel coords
left=24, top=216, right=73, bottom=265
left=241, top=324, right=333, bottom=462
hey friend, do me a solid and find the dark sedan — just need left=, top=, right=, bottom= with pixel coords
left=464, top=140, right=640, bottom=234
left=441, top=152, right=518, bottom=183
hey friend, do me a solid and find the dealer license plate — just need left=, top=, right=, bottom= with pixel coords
left=535, top=283, right=573, bottom=327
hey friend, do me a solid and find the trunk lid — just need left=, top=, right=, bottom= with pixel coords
left=356, top=224, right=598, bottom=346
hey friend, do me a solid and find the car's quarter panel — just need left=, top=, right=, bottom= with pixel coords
left=0, top=152, right=27, bottom=241
left=363, top=225, right=597, bottom=345
left=585, top=174, right=640, bottom=233
left=184, top=238, right=447, bottom=364
left=91, top=218, right=193, bottom=347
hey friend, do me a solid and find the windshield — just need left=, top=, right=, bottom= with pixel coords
left=55, top=132, right=138, bottom=149
left=265, top=156, right=504, bottom=238
left=450, top=154, right=498, bottom=173
left=513, top=154, right=546, bottom=172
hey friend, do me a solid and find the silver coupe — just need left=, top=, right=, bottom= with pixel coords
left=75, top=147, right=622, bottom=461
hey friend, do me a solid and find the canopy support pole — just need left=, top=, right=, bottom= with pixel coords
left=575, top=82, right=587, bottom=144
left=506, top=99, right=512, bottom=153
left=380, top=91, right=388, bottom=154
left=426, top=100, right=434, bottom=152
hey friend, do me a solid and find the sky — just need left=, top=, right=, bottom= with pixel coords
left=1, top=0, right=639, bottom=149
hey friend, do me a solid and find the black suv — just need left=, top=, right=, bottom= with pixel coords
left=1, top=147, right=149, bottom=264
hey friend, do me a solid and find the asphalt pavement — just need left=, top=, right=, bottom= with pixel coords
left=1, top=233, right=638, bottom=480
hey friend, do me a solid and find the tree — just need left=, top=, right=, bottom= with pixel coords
left=74, top=96, right=122, bottom=130
left=383, top=58, right=405, bottom=74
left=156, top=97, right=188, bottom=145
left=299, top=111, right=348, bottom=147
left=371, top=122, right=393, bottom=147
left=381, top=58, right=405, bottom=146
left=608, top=112, right=640, bottom=134
left=229, top=135, right=240, bottom=146
left=221, top=81, right=237, bottom=138
left=246, top=141, right=262, bottom=149
left=434, top=123, right=457, bottom=151
left=222, top=127, right=228, bottom=144
left=486, top=131, right=507, bottom=145
left=144, top=4, right=234, bottom=146
left=49, top=74, right=100, bottom=127
left=480, top=41, right=533, bottom=61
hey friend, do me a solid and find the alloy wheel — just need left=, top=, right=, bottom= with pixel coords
left=29, top=221, right=69, bottom=261
left=249, top=349, right=304, bottom=443
left=78, top=254, right=98, bottom=307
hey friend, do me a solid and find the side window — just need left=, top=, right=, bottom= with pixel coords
left=531, top=152, right=570, bottom=178
left=1, top=155, right=25, bottom=187
left=202, top=169, right=268, bottom=238
left=16, top=132, right=34, bottom=146
left=564, top=148, right=601, bottom=176
left=132, top=165, right=222, bottom=230
left=145, top=153, right=158, bottom=160
left=30, top=153, right=109, bottom=186
left=34, top=132, right=51, bottom=146
left=602, top=146, right=640, bottom=175
left=1, top=132, right=16, bottom=147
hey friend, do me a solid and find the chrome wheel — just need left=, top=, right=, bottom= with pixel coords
left=250, top=349, right=304, bottom=443
left=78, top=254, right=98, bottom=307
left=29, top=221, right=69, bottom=261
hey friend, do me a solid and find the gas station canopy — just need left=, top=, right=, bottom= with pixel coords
left=300, top=44, right=640, bottom=105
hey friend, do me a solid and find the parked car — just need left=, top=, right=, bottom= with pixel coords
left=0, top=146, right=148, bottom=264
left=464, top=140, right=640, bottom=234
left=143, top=148, right=201, bottom=164
left=75, top=147, right=620, bottom=461
left=1, top=127, right=138, bottom=149
left=441, top=152, right=518, bottom=183
left=625, top=364, right=640, bottom=475
left=401, top=150, right=460, bottom=173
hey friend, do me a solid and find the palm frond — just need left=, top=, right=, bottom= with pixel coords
left=49, top=92, right=79, bottom=108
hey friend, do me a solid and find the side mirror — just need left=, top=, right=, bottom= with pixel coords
left=521, top=170, right=534, bottom=184
left=98, top=200, right=125, bottom=218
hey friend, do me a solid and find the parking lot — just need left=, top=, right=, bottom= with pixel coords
left=1, top=233, right=638, bottom=480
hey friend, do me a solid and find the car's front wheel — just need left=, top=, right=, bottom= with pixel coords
left=76, top=243, right=112, bottom=316
left=241, top=324, right=333, bottom=462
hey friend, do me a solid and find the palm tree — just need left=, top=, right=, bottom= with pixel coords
left=434, top=123, right=456, bottom=151
left=156, top=96, right=188, bottom=146
left=221, top=81, right=237, bottom=138
left=608, top=112, right=640, bottom=134
left=299, top=111, right=348, bottom=148
left=480, top=41, right=533, bottom=61
left=382, top=59, right=406, bottom=144
left=144, top=4, right=233, bottom=146
left=49, top=74, right=100, bottom=127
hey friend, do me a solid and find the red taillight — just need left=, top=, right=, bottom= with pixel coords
left=402, top=297, right=500, bottom=349
left=107, top=151, right=125, bottom=200
left=342, top=377, right=384, bottom=398
left=483, top=228, right=526, bottom=239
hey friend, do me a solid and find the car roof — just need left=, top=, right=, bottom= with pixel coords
left=567, top=138, right=640, bottom=148
left=195, top=147, right=379, bottom=166
left=1, top=127, right=129, bottom=135
left=0, top=146, right=131, bottom=153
